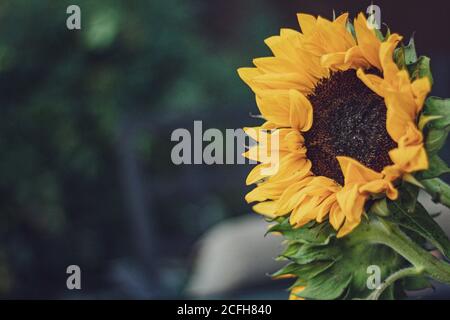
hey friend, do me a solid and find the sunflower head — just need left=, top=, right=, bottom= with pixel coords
left=238, top=12, right=431, bottom=237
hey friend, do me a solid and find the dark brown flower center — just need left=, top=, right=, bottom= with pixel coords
left=303, top=69, right=396, bottom=185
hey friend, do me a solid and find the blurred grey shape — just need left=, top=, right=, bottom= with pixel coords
left=186, top=215, right=284, bottom=298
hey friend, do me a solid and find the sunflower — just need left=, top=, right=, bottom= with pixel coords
left=238, top=13, right=430, bottom=238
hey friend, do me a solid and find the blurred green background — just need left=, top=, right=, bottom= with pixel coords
left=0, top=0, right=448, bottom=298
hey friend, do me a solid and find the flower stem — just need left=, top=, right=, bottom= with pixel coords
left=366, top=218, right=450, bottom=285
left=367, top=267, right=422, bottom=300
left=350, top=216, right=450, bottom=298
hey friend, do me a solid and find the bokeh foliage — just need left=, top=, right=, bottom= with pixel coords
left=0, top=0, right=281, bottom=297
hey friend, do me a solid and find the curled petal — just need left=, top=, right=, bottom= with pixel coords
left=379, top=34, right=403, bottom=82
left=359, top=180, right=398, bottom=200
left=344, top=46, right=371, bottom=69
left=321, top=52, right=350, bottom=71
left=411, top=77, right=432, bottom=112
left=385, top=91, right=417, bottom=142
left=356, top=68, right=384, bottom=97
left=337, top=156, right=383, bottom=185
left=389, top=144, right=429, bottom=173
left=336, top=184, right=366, bottom=222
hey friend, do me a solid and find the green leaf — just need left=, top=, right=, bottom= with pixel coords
left=386, top=184, right=450, bottom=258
left=417, top=154, right=450, bottom=179
left=423, top=97, right=450, bottom=130
left=426, top=129, right=448, bottom=154
left=407, top=56, right=433, bottom=85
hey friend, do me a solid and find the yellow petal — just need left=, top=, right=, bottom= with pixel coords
left=411, top=77, right=432, bottom=112
left=253, top=56, right=294, bottom=74
left=379, top=34, right=403, bottom=82
left=245, top=158, right=312, bottom=203
left=329, top=202, right=345, bottom=230
left=398, top=122, right=423, bottom=147
left=389, top=144, right=429, bottom=173
left=382, top=164, right=403, bottom=181
left=253, top=201, right=278, bottom=218
left=356, top=68, right=384, bottom=97
left=289, top=286, right=306, bottom=300
left=237, top=67, right=262, bottom=92
left=336, top=184, right=366, bottom=222
left=354, top=13, right=382, bottom=70
left=268, top=154, right=310, bottom=182
left=337, top=217, right=361, bottom=238
left=344, top=46, right=371, bottom=69
left=275, top=176, right=315, bottom=215
left=333, top=13, right=349, bottom=29
left=316, top=194, right=337, bottom=223
left=255, top=94, right=291, bottom=127
left=320, top=52, right=350, bottom=71
left=290, top=196, right=322, bottom=227
left=246, top=163, right=271, bottom=185
left=359, top=180, right=399, bottom=200
left=337, top=156, right=383, bottom=185
left=384, top=91, right=417, bottom=142
left=253, top=72, right=313, bottom=93
left=297, top=14, right=317, bottom=35
left=289, top=90, right=313, bottom=131
left=284, top=130, right=306, bottom=154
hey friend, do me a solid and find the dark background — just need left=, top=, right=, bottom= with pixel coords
left=0, top=0, right=448, bottom=299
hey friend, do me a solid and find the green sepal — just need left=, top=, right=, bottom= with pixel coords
left=346, top=21, right=356, bottom=39
left=271, top=260, right=335, bottom=280
left=271, top=218, right=418, bottom=300
left=421, top=97, right=450, bottom=155
left=286, top=242, right=342, bottom=265
left=426, top=129, right=448, bottom=154
left=374, top=28, right=384, bottom=42
left=394, top=37, right=418, bottom=70
left=267, top=219, right=334, bottom=244
left=407, top=56, right=433, bottom=85
left=422, top=97, right=450, bottom=131
left=295, top=271, right=353, bottom=300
